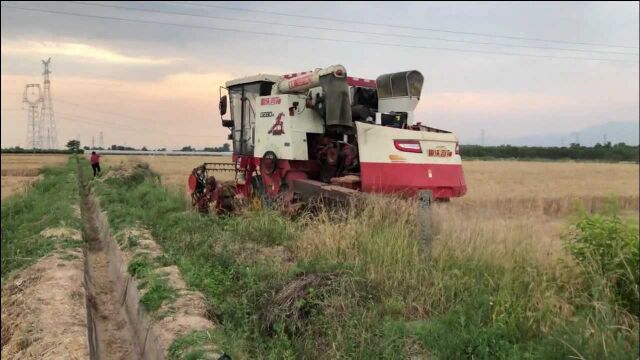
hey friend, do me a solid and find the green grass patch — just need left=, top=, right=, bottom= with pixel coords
left=168, top=330, right=221, bottom=360
left=1, top=158, right=81, bottom=278
left=127, top=253, right=178, bottom=313
left=565, top=210, right=639, bottom=315
left=141, top=278, right=175, bottom=312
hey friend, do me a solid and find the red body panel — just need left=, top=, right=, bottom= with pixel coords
left=232, top=154, right=258, bottom=198
left=360, top=162, right=467, bottom=199
left=255, top=158, right=316, bottom=198
left=230, top=156, right=466, bottom=200
left=281, top=71, right=376, bottom=88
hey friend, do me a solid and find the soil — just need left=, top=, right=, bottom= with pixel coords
left=85, top=249, right=137, bottom=360
left=80, top=166, right=140, bottom=359
left=1, top=251, right=89, bottom=359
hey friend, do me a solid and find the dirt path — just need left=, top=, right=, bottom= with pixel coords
left=78, top=162, right=140, bottom=360
left=85, top=249, right=137, bottom=359
left=1, top=251, right=89, bottom=359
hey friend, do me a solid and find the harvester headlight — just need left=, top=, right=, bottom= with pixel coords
left=394, top=140, right=422, bottom=153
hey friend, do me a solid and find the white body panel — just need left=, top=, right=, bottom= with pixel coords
left=378, top=97, right=420, bottom=125
left=225, top=74, right=281, bottom=87
left=253, top=94, right=324, bottom=160
left=274, top=65, right=346, bottom=94
left=356, top=122, right=461, bottom=165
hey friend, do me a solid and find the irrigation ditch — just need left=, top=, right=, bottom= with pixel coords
left=76, top=158, right=219, bottom=359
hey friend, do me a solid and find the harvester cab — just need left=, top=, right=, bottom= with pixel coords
left=189, top=65, right=467, bottom=213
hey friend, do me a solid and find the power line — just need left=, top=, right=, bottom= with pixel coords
left=57, top=113, right=227, bottom=148
left=71, top=1, right=638, bottom=56
left=55, top=111, right=228, bottom=139
left=174, top=1, right=639, bottom=50
left=55, top=97, right=177, bottom=126
left=2, top=4, right=637, bottom=63
left=54, top=100, right=229, bottom=138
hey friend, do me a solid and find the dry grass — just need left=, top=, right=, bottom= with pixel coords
left=463, top=160, right=639, bottom=201
left=89, top=155, right=640, bottom=268
left=98, top=156, right=639, bottom=203
left=449, top=160, right=639, bottom=266
left=1, top=154, right=68, bottom=200
left=294, top=160, right=639, bottom=274
left=99, top=155, right=233, bottom=193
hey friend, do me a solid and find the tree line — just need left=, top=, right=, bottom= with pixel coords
left=2, top=142, right=637, bottom=162
left=460, top=142, right=638, bottom=162
left=1, top=142, right=232, bottom=154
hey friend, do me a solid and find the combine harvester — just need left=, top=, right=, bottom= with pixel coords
left=189, top=65, right=467, bottom=213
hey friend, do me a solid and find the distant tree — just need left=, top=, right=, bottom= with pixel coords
left=66, top=140, right=81, bottom=153
left=141, top=146, right=148, bottom=151
left=109, top=144, right=136, bottom=151
left=203, top=143, right=231, bottom=152
left=459, top=143, right=638, bottom=162
left=181, top=145, right=195, bottom=152
left=156, top=148, right=167, bottom=151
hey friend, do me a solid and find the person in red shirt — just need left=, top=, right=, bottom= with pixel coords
left=90, top=151, right=101, bottom=177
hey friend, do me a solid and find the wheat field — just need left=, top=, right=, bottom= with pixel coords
left=96, top=155, right=638, bottom=267
left=98, top=155, right=640, bottom=200
left=0, top=154, right=69, bottom=200
left=7, top=153, right=636, bottom=266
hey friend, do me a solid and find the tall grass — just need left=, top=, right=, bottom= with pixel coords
left=294, top=196, right=639, bottom=358
left=1, top=160, right=81, bottom=278
left=91, top=161, right=639, bottom=359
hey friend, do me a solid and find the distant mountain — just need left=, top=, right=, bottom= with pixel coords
left=463, top=121, right=639, bottom=146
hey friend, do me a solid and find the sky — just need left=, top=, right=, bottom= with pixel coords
left=1, top=1, right=638, bottom=149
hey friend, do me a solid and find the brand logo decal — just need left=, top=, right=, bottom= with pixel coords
left=288, top=74, right=313, bottom=89
left=261, top=97, right=282, bottom=106
left=427, top=146, right=452, bottom=157
left=268, top=113, right=285, bottom=135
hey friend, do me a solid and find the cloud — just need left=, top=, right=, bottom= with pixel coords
left=1, top=72, right=233, bottom=149
left=1, top=40, right=181, bottom=65
left=420, top=91, right=573, bottom=116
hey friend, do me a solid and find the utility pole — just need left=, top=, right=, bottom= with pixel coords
left=23, top=84, right=43, bottom=149
left=99, top=131, right=104, bottom=148
left=40, top=58, right=57, bottom=149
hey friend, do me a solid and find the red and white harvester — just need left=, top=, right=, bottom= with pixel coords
left=189, top=65, right=467, bottom=213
